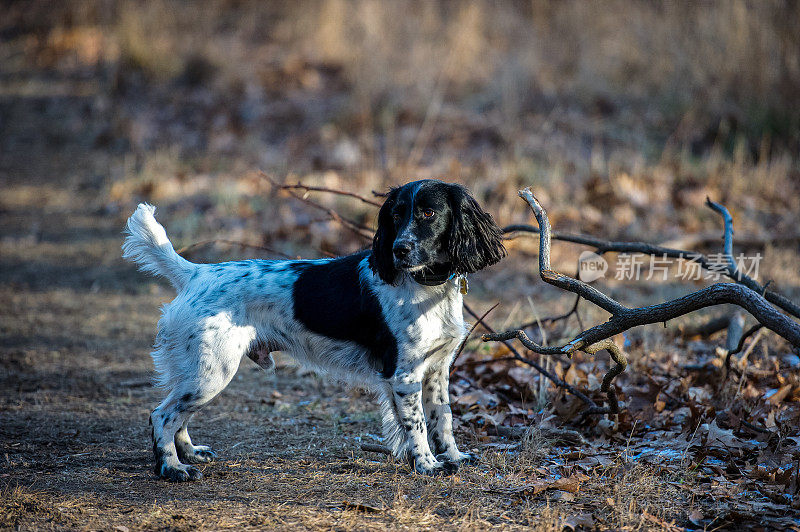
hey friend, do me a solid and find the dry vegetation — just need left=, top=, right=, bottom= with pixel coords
left=2, top=1, right=799, bottom=530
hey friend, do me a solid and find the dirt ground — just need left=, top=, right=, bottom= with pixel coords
left=3, top=2, right=800, bottom=530
left=2, top=128, right=798, bottom=532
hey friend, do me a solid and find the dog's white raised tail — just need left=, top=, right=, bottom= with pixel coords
left=122, top=203, right=196, bottom=291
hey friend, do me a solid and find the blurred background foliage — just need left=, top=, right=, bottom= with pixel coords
left=2, top=0, right=799, bottom=260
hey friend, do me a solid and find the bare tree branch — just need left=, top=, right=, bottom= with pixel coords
left=360, top=443, right=392, bottom=455
left=705, top=196, right=734, bottom=261
left=276, top=181, right=383, bottom=208
left=581, top=339, right=627, bottom=414
left=503, top=208, right=800, bottom=320
left=679, top=314, right=733, bottom=339
left=464, top=303, right=606, bottom=414
left=450, top=302, right=499, bottom=377
left=484, top=188, right=800, bottom=414
left=259, top=172, right=374, bottom=241
left=724, top=323, right=764, bottom=379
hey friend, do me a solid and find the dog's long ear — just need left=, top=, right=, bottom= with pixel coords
left=447, top=184, right=506, bottom=274
left=370, top=187, right=400, bottom=284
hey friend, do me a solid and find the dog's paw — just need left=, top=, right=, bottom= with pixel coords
left=436, top=451, right=479, bottom=466
left=192, top=448, right=217, bottom=463
left=414, top=459, right=459, bottom=477
left=177, top=444, right=217, bottom=464
left=159, top=464, right=203, bottom=482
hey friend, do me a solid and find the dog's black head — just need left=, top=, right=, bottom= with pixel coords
left=370, top=179, right=506, bottom=286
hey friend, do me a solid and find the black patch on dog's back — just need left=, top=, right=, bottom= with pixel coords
left=292, top=251, right=398, bottom=378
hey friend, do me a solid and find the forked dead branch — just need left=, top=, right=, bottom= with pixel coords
left=482, top=188, right=800, bottom=415
left=503, top=199, right=800, bottom=321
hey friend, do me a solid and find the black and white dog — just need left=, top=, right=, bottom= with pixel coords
left=122, top=179, right=505, bottom=481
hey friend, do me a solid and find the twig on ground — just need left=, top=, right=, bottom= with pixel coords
left=581, top=339, right=627, bottom=414
left=725, top=311, right=746, bottom=354
left=465, top=303, right=606, bottom=415
left=360, top=443, right=392, bottom=455
left=679, top=314, right=734, bottom=339
left=450, top=302, right=499, bottom=377
left=740, top=419, right=772, bottom=435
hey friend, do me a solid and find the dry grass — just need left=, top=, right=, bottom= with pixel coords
left=3, top=2, right=800, bottom=529
left=66, top=1, right=800, bottom=142
left=6, top=0, right=799, bottom=253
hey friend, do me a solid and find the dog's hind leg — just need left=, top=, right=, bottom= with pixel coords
left=174, top=413, right=216, bottom=464
left=150, top=394, right=203, bottom=482
left=151, top=378, right=235, bottom=481
left=150, top=323, right=251, bottom=481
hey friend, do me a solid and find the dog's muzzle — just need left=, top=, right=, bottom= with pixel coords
left=393, top=239, right=416, bottom=269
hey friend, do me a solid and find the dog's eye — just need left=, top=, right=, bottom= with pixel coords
left=422, top=209, right=435, bottom=219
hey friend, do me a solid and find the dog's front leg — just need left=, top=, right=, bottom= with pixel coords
left=391, top=371, right=458, bottom=476
left=423, top=362, right=478, bottom=465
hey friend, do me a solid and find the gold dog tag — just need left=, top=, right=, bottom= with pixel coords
left=459, top=276, right=468, bottom=295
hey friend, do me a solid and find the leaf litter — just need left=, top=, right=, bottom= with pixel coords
left=448, top=311, right=800, bottom=529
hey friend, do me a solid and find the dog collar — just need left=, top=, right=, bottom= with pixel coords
left=410, top=270, right=454, bottom=286
left=411, top=272, right=468, bottom=294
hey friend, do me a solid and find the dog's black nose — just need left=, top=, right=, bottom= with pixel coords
left=393, top=241, right=412, bottom=259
